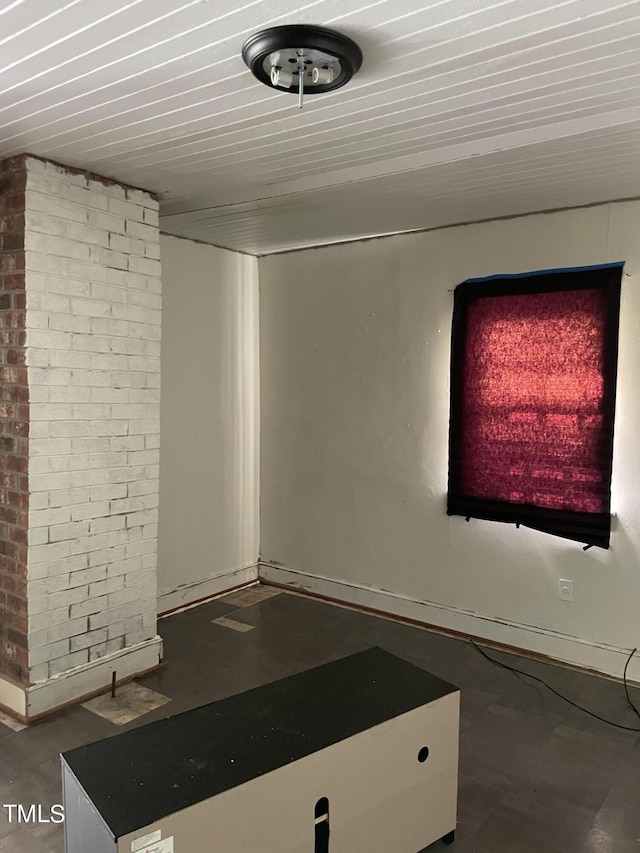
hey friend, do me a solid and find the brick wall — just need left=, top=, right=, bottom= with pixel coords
left=0, top=155, right=29, bottom=685
left=22, top=157, right=161, bottom=683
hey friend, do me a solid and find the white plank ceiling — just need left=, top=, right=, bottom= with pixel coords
left=2, top=0, right=640, bottom=254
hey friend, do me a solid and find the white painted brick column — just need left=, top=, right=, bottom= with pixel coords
left=23, top=156, right=162, bottom=718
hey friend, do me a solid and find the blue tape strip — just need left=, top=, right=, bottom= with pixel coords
left=463, top=261, right=625, bottom=285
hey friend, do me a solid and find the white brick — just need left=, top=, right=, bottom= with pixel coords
left=42, top=161, right=87, bottom=186
left=28, top=574, right=70, bottom=597
left=49, top=649, right=89, bottom=677
left=31, top=437, right=72, bottom=457
left=70, top=296, right=112, bottom=318
left=29, top=607, right=70, bottom=633
left=108, top=198, right=145, bottom=220
left=70, top=437, right=111, bottom=454
left=109, top=233, right=145, bottom=255
left=110, top=496, right=146, bottom=515
left=29, top=663, right=49, bottom=683
left=48, top=487, right=89, bottom=507
left=89, top=606, right=124, bottom=631
left=44, top=554, right=90, bottom=577
left=89, top=515, right=126, bottom=535
left=125, top=220, right=158, bottom=242
left=30, top=367, right=73, bottom=386
left=29, top=331, right=74, bottom=353
left=70, top=627, right=108, bottom=652
left=87, top=178, right=126, bottom=200
left=141, top=556, right=157, bottom=575
left=128, top=450, right=160, bottom=467
left=111, top=435, right=145, bottom=452
left=90, top=388, right=128, bottom=404
left=127, top=478, right=159, bottom=497
left=48, top=617, right=89, bottom=643
left=89, top=245, right=128, bottom=270
left=28, top=491, right=50, bottom=510
left=123, top=614, right=142, bottom=633
left=29, top=504, right=72, bottom=527
left=26, top=232, right=92, bottom=261
left=90, top=281, right=127, bottom=303
left=28, top=541, right=71, bottom=564
left=126, top=188, right=155, bottom=205
left=49, top=520, right=91, bottom=542
left=71, top=404, right=112, bottom=421
left=27, top=287, right=70, bottom=313
left=125, top=629, right=154, bottom=646
left=89, top=576, right=124, bottom=597
left=70, top=501, right=109, bottom=521
left=30, top=639, right=70, bottom=666
left=128, top=288, right=162, bottom=310
left=47, top=386, right=92, bottom=404
left=107, top=621, right=126, bottom=640
left=68, top=565, right=107, bottom=588
left=24, top=164, right=160, bottom=677
left=143, top=206, right=159, bottom=227
left=28, top=190, right=88, bottom=223
left=27, top=562, right=53, bottom=582
left=29, top=527, right=49, bottom=547
left=91, top=637, right=124, bottom=659
left=28, top=212, right=109, bottom=247
left=87, top=209, right=126, bottom=233
left=69, top=185, right=109, bottom=210
left=91, top=353, right=128, bottom=371
left=69, top=469, right=111, bottom=487
left=106, top=555, right=143, bottom=576
left=88, top=545, right=126, bottom=567
left=47, top=350, right=90, bottom=369
left=68, top=533, right=111, bottom=555
left=27, top=309, right=50, bottom=330
left=141, top=524, right=158, bottom=541
left=124, top=567, right=155, bottom=589
left=128, top=255, right=161, bottom=276
left=48, top=584, right=88, bottom=609
left=125, top=538, right=157, bottom=558
left=69, top=594, right=108, bottom=618
left=145, top=241, right=161, bottom=260
left=88, top=483, right=128, bottom=502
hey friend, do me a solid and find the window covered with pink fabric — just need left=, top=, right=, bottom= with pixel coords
left=447, top=263, right=622, bottom=548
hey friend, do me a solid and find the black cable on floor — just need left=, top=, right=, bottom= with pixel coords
left=469, top=639, right=640, bottom=732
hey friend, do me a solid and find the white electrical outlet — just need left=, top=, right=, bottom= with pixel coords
left=558, top=579, right=573, bottom=601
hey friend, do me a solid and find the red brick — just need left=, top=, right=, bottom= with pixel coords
left=1, top=274, right=25, bottom=290
left=1, top=155, right=27, bottom=174
left=6, top=349, right=25, bottom=365
left=7, top=455, right=27, bottom=473
left=1, top=233, right=23, bottom=252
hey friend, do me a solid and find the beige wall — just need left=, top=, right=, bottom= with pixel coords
left=258, top=201, right=640, bottom=679
left=158, top=236, right=259, bottom=611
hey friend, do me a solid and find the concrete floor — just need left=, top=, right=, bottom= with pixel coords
left=1, top=586, right=640, bottom=851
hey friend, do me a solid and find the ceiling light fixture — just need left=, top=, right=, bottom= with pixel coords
left=242, top=25, right=363, bottom=109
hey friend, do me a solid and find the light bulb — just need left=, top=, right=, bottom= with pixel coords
left=270, top=66, right=293, bottom=88
left=312, top=66, right=334, bottom=84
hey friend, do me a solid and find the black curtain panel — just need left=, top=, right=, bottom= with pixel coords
left=447, top=263, right=623, bottom=548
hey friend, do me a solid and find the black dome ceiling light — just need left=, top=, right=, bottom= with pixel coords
left=242, top=25, right=363, bottom=109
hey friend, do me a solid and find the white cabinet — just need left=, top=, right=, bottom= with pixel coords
left=62, top=648, right=459, bottom=853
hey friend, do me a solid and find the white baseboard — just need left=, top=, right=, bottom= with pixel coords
left=259, top=562, right=640, bottom=684
left=157, top=563, right=259, bottom=614
left=26, top=636, right=163, bottom=720
left=0, top=673, right=27, bottom=719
